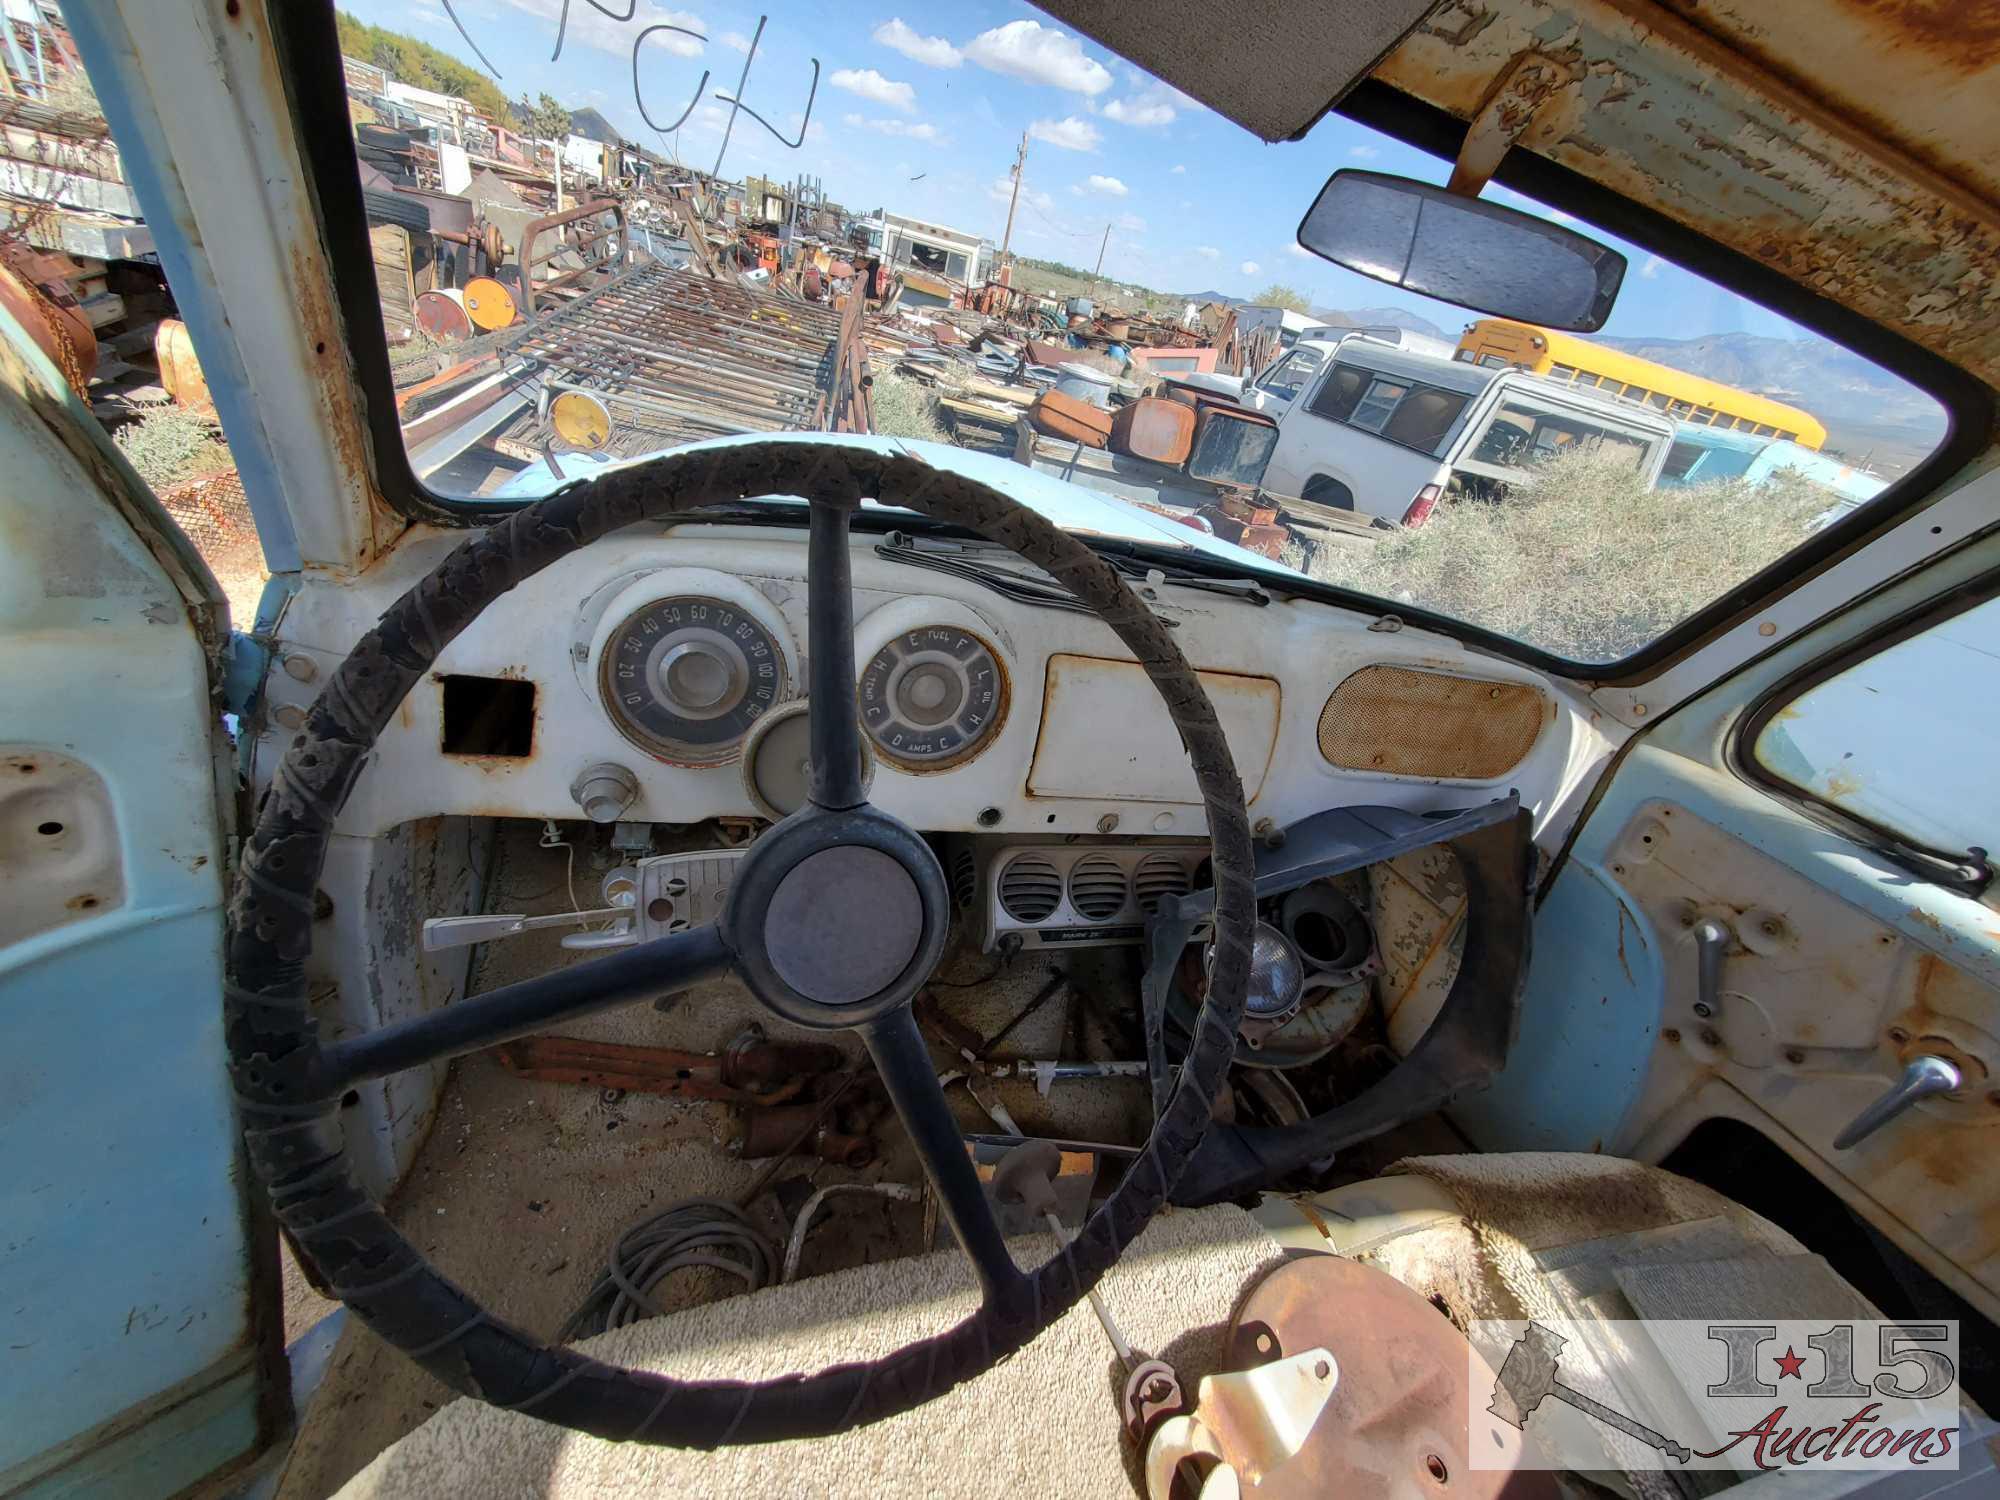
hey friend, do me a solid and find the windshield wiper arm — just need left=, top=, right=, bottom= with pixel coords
left=873, top=534, right=1094, bottom=614
left=1100, top=552, right=1271, bottom=606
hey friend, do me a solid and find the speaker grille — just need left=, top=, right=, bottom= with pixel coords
left=997, top=854, right=1063, bottom=922
left=1317, top=666, right=1546, bottom=779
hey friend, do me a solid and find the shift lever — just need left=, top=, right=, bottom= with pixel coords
left=992, top=1140, right=1185, bottom=1438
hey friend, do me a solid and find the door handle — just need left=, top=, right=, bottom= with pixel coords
left=1832, top=1054, right=1961, bottom=1149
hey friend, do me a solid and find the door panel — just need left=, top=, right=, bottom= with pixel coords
left=0, top=309, right=270, bottom=1492
left=1469, top=732, right=2000, bottom=1323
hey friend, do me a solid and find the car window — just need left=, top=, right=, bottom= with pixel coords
left=1348, top=378, right=1410, bottom=434
left=1306, top=364, right=1370, bottom=423
left=1257, top=349, right=1321, bottom=401
left=1754, top=596, right=2000, bottom=864
left=1470, top=401, right=1653, bottom=474
left=1379, top=387, right=1469, bottom=455
left=295, top=2, right=1952, bottom=665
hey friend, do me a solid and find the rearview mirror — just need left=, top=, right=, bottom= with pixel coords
left=1296, top=170, right=1625, bottom=332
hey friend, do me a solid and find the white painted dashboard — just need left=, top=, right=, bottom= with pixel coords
left=258, top=518, right=1623, bottom=846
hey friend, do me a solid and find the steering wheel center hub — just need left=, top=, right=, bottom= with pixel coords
left=724, top=802, right=951, bottom=1030
left=764, top=846, right=924, bottom=1004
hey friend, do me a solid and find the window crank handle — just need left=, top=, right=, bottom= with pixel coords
left=1693, top=917, right=1731, bottom=1019
left=1832, top=1054, right=1961, bottom=1150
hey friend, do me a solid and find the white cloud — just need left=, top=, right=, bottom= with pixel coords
left=1077, top=173, right=1128, bottom=198
left=1028, top=116, right=1100, bottom=152
left=1195, top=245, right=1219, bottom=260
left=842, top=112, right=943, bottom=142
left=521, top=0, right=706, bottom=56
left=1347, top=144, right=1380, bottom=160
left=873, top=18, right=961, bottom=69
left=1240, top=260, right=1261, bottom=276
left=964, top=20, right=1112, bottom=96
left=1170, top=163, right=1186, bottom=175
left=829, top=67, right=916, bottom=113
left=720, top=30, right=753, bottom=53
left=1639, top=255, right=1664, bottom=280
left=1102, top=95, right=1174, bottom=127
left=988, top=174, right=1054, bottom=212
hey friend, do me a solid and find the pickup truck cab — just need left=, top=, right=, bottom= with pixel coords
left=1259, top=338, right=1676, bottom=523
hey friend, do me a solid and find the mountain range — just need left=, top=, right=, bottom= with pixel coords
left=1596, top=332, right=1946, bottom=472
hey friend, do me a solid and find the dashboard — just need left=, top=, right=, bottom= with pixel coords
left=260, top=519, right=1616, bottom=846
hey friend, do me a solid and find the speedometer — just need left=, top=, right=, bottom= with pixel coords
left=858, top=625, right=1007, bottom=769
left=599, top=594, right=787, bottom=764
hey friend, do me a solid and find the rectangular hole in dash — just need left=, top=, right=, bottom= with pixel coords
left=440, top=675, right=536, bottom=758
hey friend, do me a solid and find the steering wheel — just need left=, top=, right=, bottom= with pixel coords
left=226, top=438, right=1255, bottom=1445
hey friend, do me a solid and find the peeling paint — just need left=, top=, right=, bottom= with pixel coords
left=1380, top=0, right=2000, bottom=384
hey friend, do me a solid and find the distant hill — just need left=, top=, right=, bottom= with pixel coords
left=1596, top=331, right=1946, bottom=473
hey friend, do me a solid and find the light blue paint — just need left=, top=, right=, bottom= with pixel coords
left=1453, top=862, right=1666, bottom=1153
left=62, top=3, right=301, bottom=573
left=1662, top=422, right=1889, bottom=505
left=497, top=431, right=1304, bottom=575
left=0, top=291, right=260, bottom=1488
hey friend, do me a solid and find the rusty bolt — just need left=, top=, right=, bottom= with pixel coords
left=1699, top=1027, right=1723, bottom=1048
left=1096, top=812, right=1120, bottom=834
left=1425, top=1454, right=1449, bottom=1483
left=282, top=653, right=317, bottom=683
left=1692, top=1001, right=1713, bottom=1019
left=1784, top=1047, right=1806, bottom=1066
left=1888, top=1026, right=1910, bottom=1045
left=1661, top=1028, right=1681, bottom=1045
left=1761, top=919, right=1783, bottom=938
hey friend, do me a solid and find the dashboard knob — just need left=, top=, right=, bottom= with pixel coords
left=570, top=761, right=639, bottom=824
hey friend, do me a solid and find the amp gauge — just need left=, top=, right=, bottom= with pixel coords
left=858, top=621, right=1008, bottom=770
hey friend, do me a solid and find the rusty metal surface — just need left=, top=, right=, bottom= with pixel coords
left=518, top=198, right=627, bottom=317
left=491, top=1031, right=840, bottom=1105
left=1317, top=665, right=1549, bottom=780
left=731, top=1104, right=875, bottom=1165
left=1374, top=0, right=2000, bottom=386
left=1602, top=800, right=2000, bottom=1311
left=1224, top=1255, right=1554, bottom=1498
left=502, top=261, right=851, bottom=456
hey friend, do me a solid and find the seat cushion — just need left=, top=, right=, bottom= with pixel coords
left=336, top=1204, right=1282, bottom=1499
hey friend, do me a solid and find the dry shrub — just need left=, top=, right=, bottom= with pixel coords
left=114, top=404, right=235, bottom=493
left=1302, top=445, right=1834, bottom=661
left=868, top=370, right=951, bottom=444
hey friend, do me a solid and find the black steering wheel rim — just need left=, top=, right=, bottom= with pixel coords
left=226, top=437, right=1256, bottom=1446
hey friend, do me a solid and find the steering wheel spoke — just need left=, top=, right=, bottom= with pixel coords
left=862, top=1006, right=1023, bottom=1301
left=805, top=497, right=868, bottom=810
left=317, top=923, right=732, bottom=1092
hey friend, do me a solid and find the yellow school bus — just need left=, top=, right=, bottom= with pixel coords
left=1456, top=318, right=1828, bottom=450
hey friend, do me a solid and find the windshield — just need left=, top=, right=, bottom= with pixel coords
left=312, top=3, right=1946, bottom=663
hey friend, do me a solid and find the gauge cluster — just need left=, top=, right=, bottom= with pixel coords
left=280, top=528, right=1589, bottom=844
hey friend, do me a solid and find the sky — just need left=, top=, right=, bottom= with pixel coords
left=350, top=0, right=1823, bottom=344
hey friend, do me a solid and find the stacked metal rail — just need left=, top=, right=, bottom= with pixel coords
left=505, top=261, right=847, bottom=456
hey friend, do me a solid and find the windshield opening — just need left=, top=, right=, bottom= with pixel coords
left=301, top=2, right=1949, bottom=665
